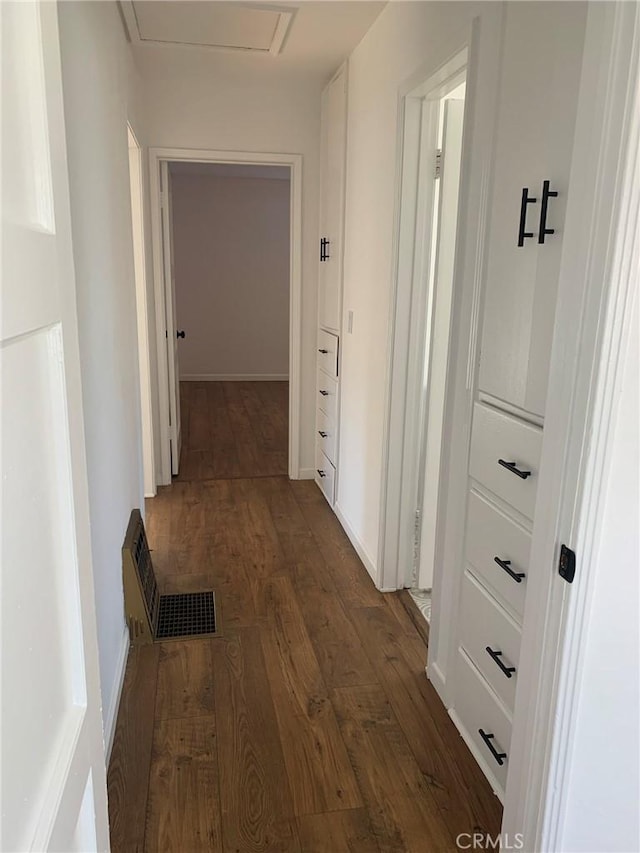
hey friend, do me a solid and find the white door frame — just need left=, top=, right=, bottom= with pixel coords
left=378, top=9, right=504, bottom=594
left=149, top=147, right=303, bottom=486
left=127, top=125, right=156, bottom=497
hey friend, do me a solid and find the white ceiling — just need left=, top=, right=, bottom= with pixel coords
left=121, top=1, right=386, bottom=76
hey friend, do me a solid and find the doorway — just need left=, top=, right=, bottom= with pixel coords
left=149, top=149, right=303, bottom=485
left=380, top=50, right=468, bottom=618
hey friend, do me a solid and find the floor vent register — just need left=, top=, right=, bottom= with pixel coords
left=122, top=509, right=217, bottom=645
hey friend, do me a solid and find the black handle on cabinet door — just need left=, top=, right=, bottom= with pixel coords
left=494, top=557, right=526, bottom=583
left=479, top=730, right=507, bottom=766
left=318, top=348, right=329, bottom=354
left=318, top=431, right=328, bottom=438
left=486, top=647, right=517, bottom=679
left=317, top=469, right=326, bottom=478
left=538, top=180, right=558, bottom=244
left=517, top=187, right=537, bottom=246
left=319, top=389, right=329, bottom=396
left=498, top=459, right=532, bottom=479
left=176, top=330, right=186, bottom=339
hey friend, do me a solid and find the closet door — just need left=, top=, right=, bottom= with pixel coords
left=478, top=3, right=587, bottom=418
left=318, top=65, right=347, bottom=333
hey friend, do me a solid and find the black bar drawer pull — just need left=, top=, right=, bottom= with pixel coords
left=318, top=348, right=329, bottom=354
left=498, top=459, right=532, bottom=479
left=317, top=469, right=326, bottom=478
left=319, top=389, right=329, bottom=396
left=486, top=647, right=516, bottom=679
left=494, top=557, right=526, bottom=583
left=479, top=729, right=507, bottom=766
left=318, top=431, right=328, bottom=438
left=517, top=187, right=537, bottom=246
left=538, top=180, right=558, bottom=244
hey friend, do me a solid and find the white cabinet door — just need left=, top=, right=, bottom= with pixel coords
left=318, top=65, right=347, bottom=333
left=478, top=3, right=587, bottom=418
left=1, top=3, right=109, bottom=849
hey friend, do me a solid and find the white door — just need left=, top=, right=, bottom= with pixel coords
left=1, top=3, right=109, bottom=851
left=318, top=66, right=347, bottom=333
left=417, top=98, right=465, bottom=590
left=160, top=161, right=182, bottom=475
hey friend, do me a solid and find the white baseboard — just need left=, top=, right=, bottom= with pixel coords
left=181, top=373, right=289, bottom=382
left=297, top=467, right=315, bottom=480
left=427, top=661, right=448, bottom=705
left=104, top=624, right=130, bottom=764
left=334, top=502, right=379, bottom=586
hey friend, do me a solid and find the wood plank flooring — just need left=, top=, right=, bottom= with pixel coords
left=177, top=381, right=288, bottom=481
left=107, top=384, right=502, bottom=852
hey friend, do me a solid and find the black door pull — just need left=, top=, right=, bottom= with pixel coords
left=494, top=557, right=526, bottom=583
left=479, top=730, right=507, bottom=766
left=318, top=431, right=328, bottom=438
left=320, top=237, right=330, bottom=261
left=176, top=330, right=186, bottom=339
left=517, top=187, right=537, bottom=246
left=486, top=647, right=516, bottom=679
left=319, top=389, right=329, bottom=396
left=317, top=469, right=326, bottom=478
left=498, top=459, right=532, bottom=479
left=318, top=348, right=329, bottom=354
left=538, top=180, right=558, bottom=244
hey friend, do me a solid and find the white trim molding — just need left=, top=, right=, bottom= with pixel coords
left=148, top=147, right=303, bottom=484
left=334, top=502, right=379, bottom=585
left=181, top=374, right=289, bottom=382
left=103, top=624, right=130, bottom=764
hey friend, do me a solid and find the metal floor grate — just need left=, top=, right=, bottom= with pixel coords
left=156, top=590, right=217, bottom=640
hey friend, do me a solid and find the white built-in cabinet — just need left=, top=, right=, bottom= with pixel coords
left=443, top=4, right=588, bottom=801
left=315, top=65, right=347, bottom=505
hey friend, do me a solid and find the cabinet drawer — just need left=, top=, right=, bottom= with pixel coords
left=452, top=649, right=512, bottom=798
left=466, top=489, right=530, bottom=621
left=317, top=329, right=339, bottom=379
left=317, top=367, right=338, bottom=422
left=469, top=402, right=543, bottom=520
left=316, top=408, right=337, bottom=465
left=459, top=570, right=522, bottom=713
left=315, top=446, right=335, bottom=505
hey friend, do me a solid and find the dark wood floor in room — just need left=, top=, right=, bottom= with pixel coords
left=107, top=384, right=502, bottom=852
left=177, top=380, right=288, bottom=481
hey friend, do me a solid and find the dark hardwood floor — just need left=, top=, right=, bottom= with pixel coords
left=177, top=380, right=288, bottom=481
left=107, top=384, right=502, bottom=852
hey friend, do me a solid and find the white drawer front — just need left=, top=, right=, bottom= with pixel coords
left=316, top=408, right=336, bottom=465
left=466, top=489, right=531, bottom=621
left=469, top=402, right=543, bottom=520
left=459, top=571, right=522, bottom=713
left=317, top=329, right=339, bottom=379
left=317, top=367, right=338, bottom=422
left=315, top=446, right=335, bottom=505
left=453, top=649, right=512, bottom=798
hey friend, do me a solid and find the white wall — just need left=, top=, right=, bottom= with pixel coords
left=559, top=290, right=639, bottom=852
left=171, top=172, right=290, bottom=380
left=59, top=1, right=144, bottom=743
left=136, top=47, right=324, bottom=474
left=338, top=2, right=485, bottom=568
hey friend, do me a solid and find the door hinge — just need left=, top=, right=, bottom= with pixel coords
left=434, top=149, right=443, bottom=179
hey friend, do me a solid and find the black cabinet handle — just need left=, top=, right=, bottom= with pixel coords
left=517, top=187, right=537, bottom=246
left=538, top=180, right=558, bottom=244
left=319, top=389, right=329, bottom=396
left=494, top=557, right=526, bottom=583
left=176, top=330, right=186, bottom=339
left=498, top=459, right=531, bottom=479
left=486, top=647, right=517, bottom=679
left=317, top=469, right=326, bottom=478
left=318, top=431, right=328, bottom=438
left=479, top=729, right=507, bottom=766
left=318, top=348, right=329, bottom=354
left=320, top=237, right=330, bottom=262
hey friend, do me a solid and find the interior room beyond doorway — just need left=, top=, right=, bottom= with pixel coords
left=168, top=161, right=291, bottom=481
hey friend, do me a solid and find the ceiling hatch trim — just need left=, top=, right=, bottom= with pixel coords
left=118, top=2, right=296, bottom=56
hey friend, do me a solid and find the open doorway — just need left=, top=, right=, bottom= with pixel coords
left=380, top=50, right=467, bottom=622
left=149, top=149, right=303, bottom=485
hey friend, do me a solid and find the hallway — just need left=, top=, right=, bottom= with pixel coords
left=107, top=391, right=502, bottom=852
